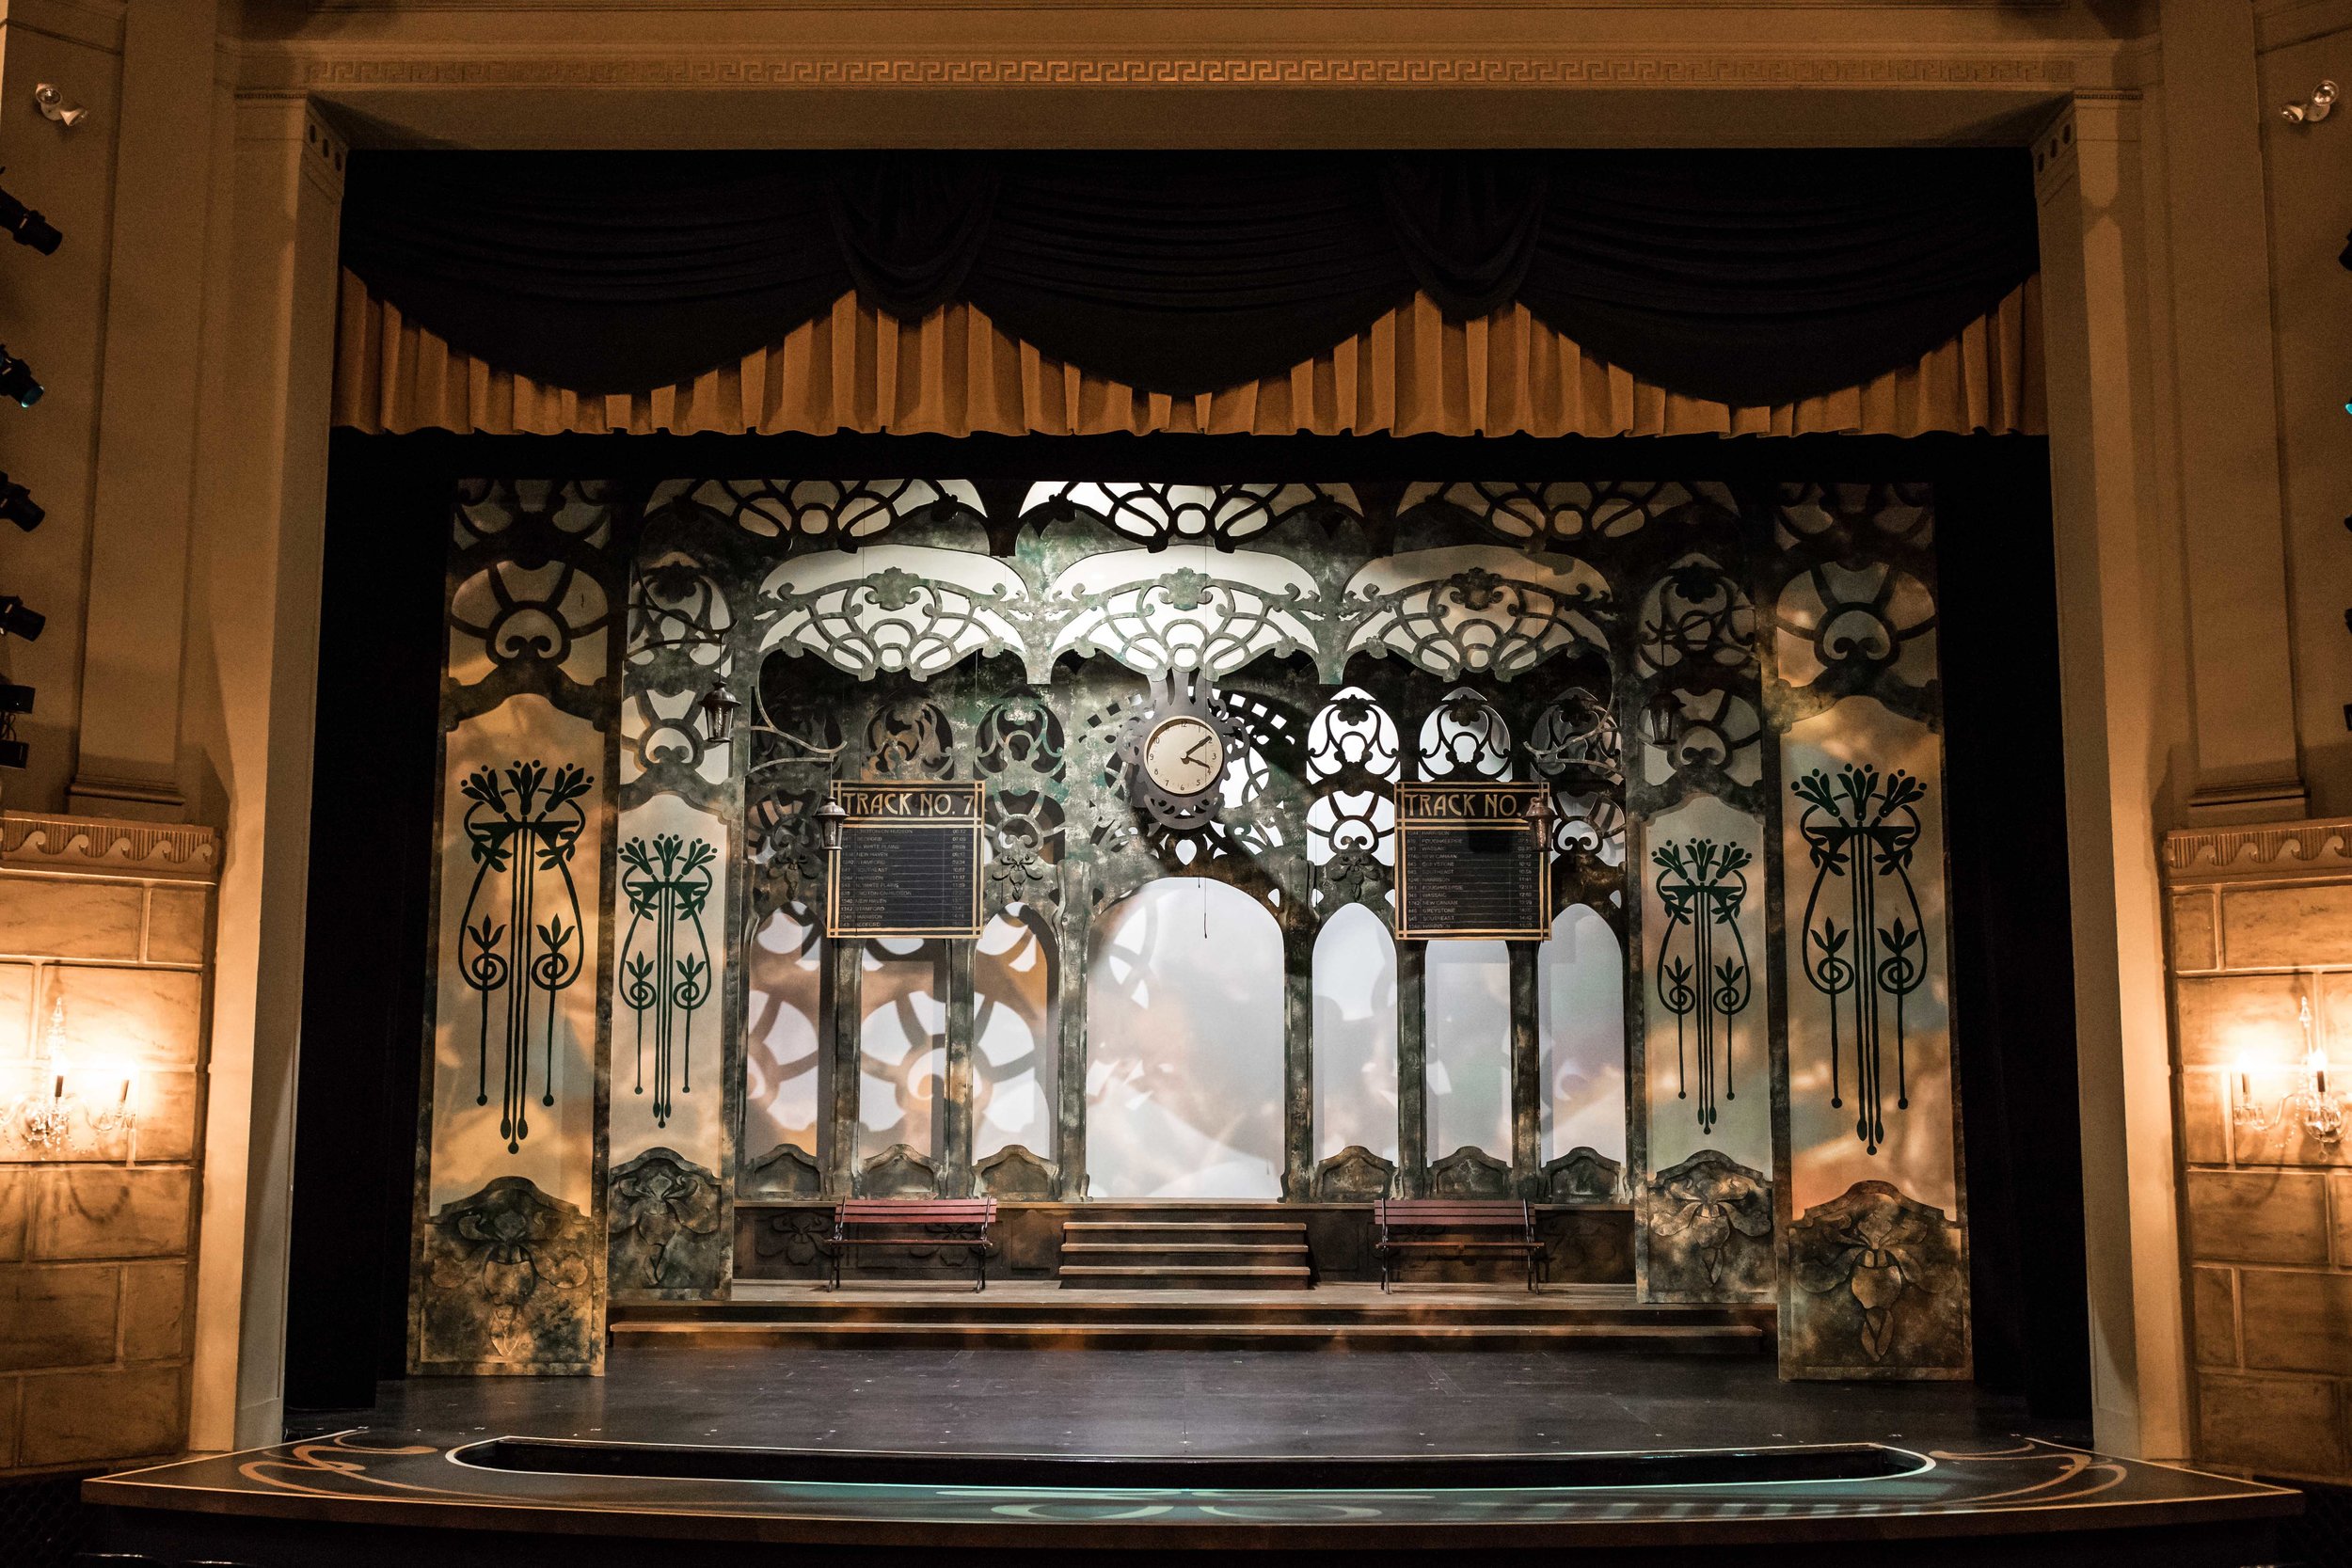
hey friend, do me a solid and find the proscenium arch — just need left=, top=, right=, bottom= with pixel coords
left=1085, top=877, right=1287, bottom=1198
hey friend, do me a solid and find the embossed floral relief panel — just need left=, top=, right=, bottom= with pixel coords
left=418, top=693, right=609, bottom=1373
left=1637, top=794, right=1774, bottom=1306
left=1778, top=696, right=1965, bottom=1377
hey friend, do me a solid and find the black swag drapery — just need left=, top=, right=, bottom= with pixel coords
left=341, top=149, right=2038, bottom=407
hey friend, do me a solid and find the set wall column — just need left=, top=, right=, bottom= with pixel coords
left=1395, top=940, right=1426, bottom=1196
left=1053, top=864, right=1089, bottom=1198
left=2155, top=0, right=2306, bottom=823
left=823, top=938, right=862, bottom=1196
left=67, top=0, right=226, bottom=819
left=1507, top=940, right=1539, bottom=1194
left=1282, top=923, right=1311, bottom=1200
left=941, top=938, right=974, bottom=1196
left=2035, top=93, right=2192, bottom=1461
left=181, top=94, right=344, bottom=1451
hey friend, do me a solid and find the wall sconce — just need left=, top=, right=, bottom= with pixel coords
left=697, top=680, right=740, bottom=746
left=31, top=85, right=86, bottom=129
left=2284, top=80, right=2339, bottom=125
left=2234, top=993, right=2342, bottom=1146
left=8, top=998, right=136, bottom=1153
left=814, top=797, right=849, bottom=852
left=1525, top=784, right=1558, bottom=850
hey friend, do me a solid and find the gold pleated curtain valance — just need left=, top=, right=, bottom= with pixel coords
left=331, top=270, right=2042, bottom=440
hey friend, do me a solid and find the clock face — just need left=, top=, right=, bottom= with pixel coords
left=1141, top=715, right=1226, bottom=799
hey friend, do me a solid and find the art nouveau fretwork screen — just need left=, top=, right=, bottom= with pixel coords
left=408, top=476, right=1965, bottom=1384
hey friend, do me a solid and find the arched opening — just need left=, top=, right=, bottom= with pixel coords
left=1086, top=878, right=1284, bottom=1198
left=1313, top=903, right=1398, bottom=1162
left=1426, top=940, right=1511, bottom=1159
left=974, top=908, right=1058, bottom=1162
left=1540, top=905, right=1628, bottom=1164
left=743, top=902, right=824, bottom=1179
left=859, top=937, right=947, bottom=1164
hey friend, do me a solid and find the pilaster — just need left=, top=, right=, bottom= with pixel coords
left=68, top=0, right=226, bottom=820
left=181, top=93, right=343, bottom=1452
left=2035, top=91, right=2193, bottom=1458
left=2158, top=0, right=2307, bottom=822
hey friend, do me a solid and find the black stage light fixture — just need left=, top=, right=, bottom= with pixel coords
left=0, top=595, right=44, bottom=641
left=0, top=472, right=41, bottom=531
left=0, top=346, right=40, bottom=408
left=0, top=180, right=61, bottom=256
left=0, top=715, right=23, bottom=770
left=0, top=681, right=30, bottom=715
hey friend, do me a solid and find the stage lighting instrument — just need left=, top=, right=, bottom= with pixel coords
left=0, top=596, right=44, bottom=641
left=0, top=181, right=60, bottom=255
left=0, top=347, right=41, bottom=408
left=0, top=472, right=41, bottom=531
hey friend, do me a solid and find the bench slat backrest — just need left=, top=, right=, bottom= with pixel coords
left=838, top=1198, right=997, bottom=1226
left=1375, top=1199, right=1531, bottom=1231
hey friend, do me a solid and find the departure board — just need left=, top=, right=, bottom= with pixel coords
left=1394, top=783, right=1550, bottom=941
left=824, top=782, right=983, bottom=939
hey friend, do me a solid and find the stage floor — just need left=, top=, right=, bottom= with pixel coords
left=84, top=1347, right=2294, bottom=1564
left=289, top=1340, right=2064, bottom=1455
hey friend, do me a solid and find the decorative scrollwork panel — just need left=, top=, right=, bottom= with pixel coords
left=1779, top=696, right=1958, bottom=1218
left=1638, top=795, right=1772, bottom=1218
left=610, top=797, right=729, bottom=1176
left=428, top=696, right=604, bottom=1212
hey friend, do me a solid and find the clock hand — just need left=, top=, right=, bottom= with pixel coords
left=1182, top=737, right=1216, bottom=766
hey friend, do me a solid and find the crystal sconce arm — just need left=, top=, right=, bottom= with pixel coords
left=2233, top=990, right=2343, bottom=1147
left=7, top=998, right=136, bottom=1154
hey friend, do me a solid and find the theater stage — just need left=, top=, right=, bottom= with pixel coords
left=612, top=1280, right=1773, bottom=1353
left=85, top=1345, right=2293, bottom=1565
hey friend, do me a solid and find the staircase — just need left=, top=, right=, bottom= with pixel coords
left=1057, top=1218, right=1313, bottom=1290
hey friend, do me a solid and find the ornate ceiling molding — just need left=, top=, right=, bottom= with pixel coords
left=273, top=48, right=2091, bottom=93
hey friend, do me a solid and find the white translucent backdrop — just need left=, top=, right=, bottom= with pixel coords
left=1086, top=879, right=1285, bottom=1198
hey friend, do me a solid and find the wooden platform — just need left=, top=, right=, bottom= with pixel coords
left=84, top=1433, right=2298, bottom=1566
left=612, top=1280, right=1773, bottom=1352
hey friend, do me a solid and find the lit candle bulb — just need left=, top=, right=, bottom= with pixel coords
left=2238, top=1053, right=2255, bottom=1106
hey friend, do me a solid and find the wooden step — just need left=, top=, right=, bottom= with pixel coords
left=1058, top=1265, right=1313, bottom=1291
left=1062, top=1222, right=1308, bottom=1237
left=617, top=1285, right=1765, bottom=1331
left=612, top=1318, right=1766, bottom=1351
left=1060, top=1243, right=1306, bottom=1257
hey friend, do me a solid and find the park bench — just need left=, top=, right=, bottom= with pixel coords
left=1372, top=1198, right=1541, bottom=1292
left=829, top=1197, right=999, bottom=1291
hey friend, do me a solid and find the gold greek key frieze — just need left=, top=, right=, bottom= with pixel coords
left=298, top=53, right=2081, bottom=90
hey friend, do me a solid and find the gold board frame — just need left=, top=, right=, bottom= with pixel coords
left=1393, top=782, right=1550, bottom=942
left=824, top=781, right=985, bottom=939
